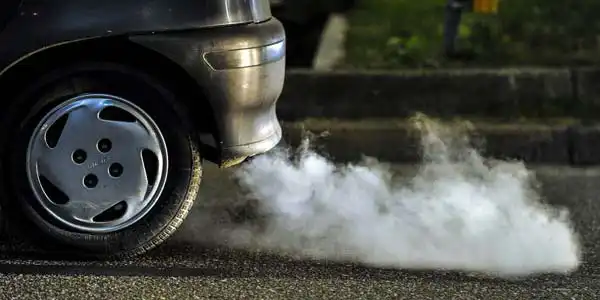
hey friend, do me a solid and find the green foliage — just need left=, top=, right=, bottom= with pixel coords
left=344, top=0, right=600, bottom=69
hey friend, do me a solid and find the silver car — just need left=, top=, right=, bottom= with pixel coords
left=0, top=0, right=285, bottom=259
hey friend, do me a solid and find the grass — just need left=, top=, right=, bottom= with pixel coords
left=342, top=0, right=600, bottom=69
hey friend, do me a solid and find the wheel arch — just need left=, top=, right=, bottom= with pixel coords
left=0, top=36, right=221, bottom=163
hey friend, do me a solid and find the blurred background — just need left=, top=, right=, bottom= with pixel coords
left=271, top=0, right=600, bottom=70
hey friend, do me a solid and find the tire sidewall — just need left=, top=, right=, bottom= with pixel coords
left=0, top=62, right=201, bottom=258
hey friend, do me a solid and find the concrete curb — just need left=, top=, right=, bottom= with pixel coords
left=277, top=68, right=600, bottom=120
left=281, top=120, right=600, bottom=165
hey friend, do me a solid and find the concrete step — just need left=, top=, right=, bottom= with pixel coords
left=277, top=68, right=600, bottom=120
left=280, top=118, right=600, bottom=165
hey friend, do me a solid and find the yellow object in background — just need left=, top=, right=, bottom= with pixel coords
left=473, top=0, right=499, bottom=14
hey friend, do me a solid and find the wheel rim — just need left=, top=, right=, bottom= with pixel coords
left=26, top=93, right=169, bottom=233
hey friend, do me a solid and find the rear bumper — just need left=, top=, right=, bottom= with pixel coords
left=129, top=18, right=286, bottom=166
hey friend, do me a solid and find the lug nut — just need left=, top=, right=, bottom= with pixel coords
left=97, top=138, right=112, bottom=153
left=72, top=149, right=87, bottom=164
left=109, top=163, right=124, bottom=177
left=83, top=174, right=98, bottom=188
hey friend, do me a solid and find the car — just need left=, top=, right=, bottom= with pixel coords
left=0, top=0, right=286, bottom=259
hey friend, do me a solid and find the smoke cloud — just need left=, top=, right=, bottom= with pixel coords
left=187, top=115, right=582, bottom=277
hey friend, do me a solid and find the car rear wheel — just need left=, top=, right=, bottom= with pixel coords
left=0, top=62, right=202, bottom=259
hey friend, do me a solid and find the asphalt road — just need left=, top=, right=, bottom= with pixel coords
left=1, top=163, right=600, bottom=299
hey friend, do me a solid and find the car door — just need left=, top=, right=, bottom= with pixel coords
left=0, top=0, right=21, bottom=31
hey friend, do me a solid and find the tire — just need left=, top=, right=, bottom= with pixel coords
left=0, top=62, right=202, bottom=259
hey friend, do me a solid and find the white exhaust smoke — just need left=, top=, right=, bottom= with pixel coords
left=202, top=115, right=582, bottom=277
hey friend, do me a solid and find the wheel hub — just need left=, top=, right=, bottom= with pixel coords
left=26, top=94, right=169, bottom=233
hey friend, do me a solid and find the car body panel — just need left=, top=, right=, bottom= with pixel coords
left=0, top=0, right=272, bottom=75
left=130, top=19, right=286, bottom=165
left=0, top=0, right=284, bottom=167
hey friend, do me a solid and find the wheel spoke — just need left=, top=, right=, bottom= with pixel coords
left=68, top=195, right=144, bottom=222
left=35, top=159, right=76, bottom=200
left=53, top=104, right=101, bottom=153
left=122, top=195, right=148, bottom=220
left=30, top=133, right=52, bottom=161
left=99, top=119, right=162, bottom=155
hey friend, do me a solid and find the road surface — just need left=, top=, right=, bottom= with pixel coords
left=1, top=163, right=600, bottom=299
